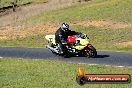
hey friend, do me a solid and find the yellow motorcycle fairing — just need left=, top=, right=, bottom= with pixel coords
left=45, top=35, right=56, bottom=44
left=72, top=38, right=89, bottom=50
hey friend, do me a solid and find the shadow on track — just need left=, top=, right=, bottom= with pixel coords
left=95, top=55, right=110, bottom=58
left=63, top=54, right=110, bottom=58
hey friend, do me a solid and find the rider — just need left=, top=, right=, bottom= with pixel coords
left=55, top=22, right=77, bottom=55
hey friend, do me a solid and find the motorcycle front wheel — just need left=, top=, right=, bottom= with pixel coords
left=84, top=44, right=97, bottom=58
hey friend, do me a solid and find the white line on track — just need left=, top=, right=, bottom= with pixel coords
left=0, top=56, right=3, bottom=58
left=78, top=63, right=132, bottom=68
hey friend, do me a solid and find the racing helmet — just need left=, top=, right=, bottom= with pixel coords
left=61, top=22, right=69, bottom=32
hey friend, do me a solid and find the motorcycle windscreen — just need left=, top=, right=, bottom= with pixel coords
left=79, top=38, right=89, bottom=45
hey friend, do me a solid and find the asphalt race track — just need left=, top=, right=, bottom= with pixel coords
left=0, top=47, right=132, bottom=67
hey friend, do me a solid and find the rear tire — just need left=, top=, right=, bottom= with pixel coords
left=63, top=51, right=71, bottom=58
left=51, top=50, right=57, bottom=55
left=50, top=43, right=59, bottom=55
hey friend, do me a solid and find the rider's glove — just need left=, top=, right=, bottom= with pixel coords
left=77, top=32, right=82, bottom=35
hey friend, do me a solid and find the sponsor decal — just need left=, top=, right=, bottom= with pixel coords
left=76, top=66, right=131, bottom=85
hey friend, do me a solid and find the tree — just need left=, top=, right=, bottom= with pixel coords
left=11, top=0, right=18, bottom=12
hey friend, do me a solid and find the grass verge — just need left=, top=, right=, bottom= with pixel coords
left=0, top=33, right=47, bottom=48
left=0, top=58, right=132, bottom=88
left=22, top=0, right=132, bottom=25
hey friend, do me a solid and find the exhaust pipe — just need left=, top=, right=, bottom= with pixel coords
left=46, top=45, right=59, bottom=53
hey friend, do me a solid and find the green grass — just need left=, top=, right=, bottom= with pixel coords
left=0, top=58, right=132, bottom=88
left=0, top=0, right=49, bottom=8
left=116, top=46, right=132, bottom=52
left=22, top=0, right=132, bottom=25
left=0, top=33, right=47, bottom=48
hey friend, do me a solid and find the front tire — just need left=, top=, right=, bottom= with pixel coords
left=84, top=44, right=97, bottom=58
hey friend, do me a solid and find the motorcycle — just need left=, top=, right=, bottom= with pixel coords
left=45, top=32, right=97, bottom=58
